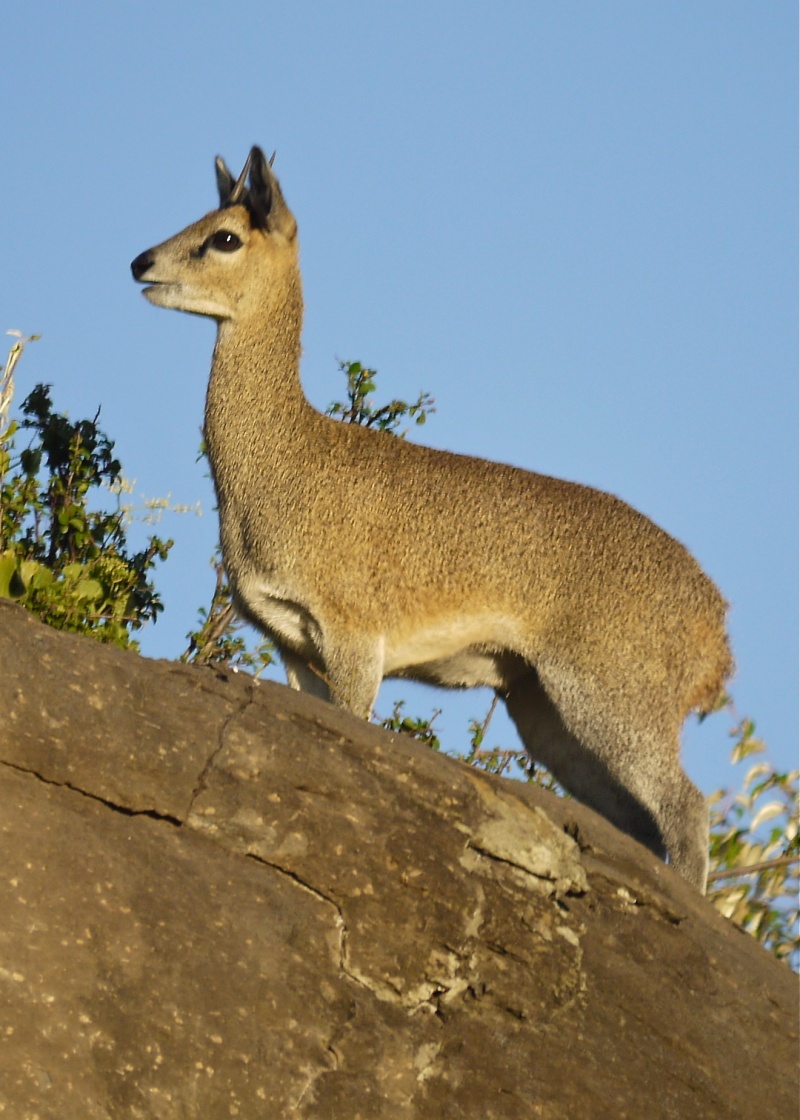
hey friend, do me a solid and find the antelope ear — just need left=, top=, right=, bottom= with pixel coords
left=248, top=146, right=296, bottom=239
left=246, top=147, right=273, bottom=229
left=215, top=156, right=236, bottom=205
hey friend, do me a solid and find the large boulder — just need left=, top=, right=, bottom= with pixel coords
left=0, top=599, right=796, bottom=1118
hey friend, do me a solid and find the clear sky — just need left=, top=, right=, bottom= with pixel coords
left=2, top=2, right=796, bottom=796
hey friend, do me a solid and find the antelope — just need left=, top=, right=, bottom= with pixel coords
left=131, top=146, right=732, bottom=891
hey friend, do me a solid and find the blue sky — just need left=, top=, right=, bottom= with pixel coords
left=2, top=2, right=796, bottom=795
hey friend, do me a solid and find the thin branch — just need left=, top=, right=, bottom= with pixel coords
left=477, top=693, right=500, bottom=744
left=192, top=603, right=237, bottom=663
left=707, top=854, right=800, bottom=882
left=465, top=693, right=500, bottom=763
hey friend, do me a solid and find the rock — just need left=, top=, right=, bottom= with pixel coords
left=0, top=599, right=796, bottom=1118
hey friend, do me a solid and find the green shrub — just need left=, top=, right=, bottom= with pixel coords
left=0, top=334, right=171, bottom=649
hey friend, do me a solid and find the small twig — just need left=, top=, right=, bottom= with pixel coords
left=465, top=693, right=500, bottom=763
left=193, top=603, right=237, bottom=662
left=1, top=332, right=29, bottom=440
left=707, top=854, right=800, bottom=882
left=477, top=693, right=499, bottom=743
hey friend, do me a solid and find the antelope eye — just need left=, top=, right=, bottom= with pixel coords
left=208, top=230, right=242, bottom=252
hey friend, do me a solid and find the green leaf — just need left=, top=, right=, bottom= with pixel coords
left=73, top=577, right=104, bottom=602
left=19, top=447, right=41, bottom=475
left=23, top=561, right=54, bottom=591
left=0, top=551, right=22, bottom=598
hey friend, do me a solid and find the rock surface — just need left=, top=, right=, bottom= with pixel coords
left=0, top=599, right=797, bottom=1119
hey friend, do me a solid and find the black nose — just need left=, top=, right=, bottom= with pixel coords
left=131, top=250, right=155, bottom=281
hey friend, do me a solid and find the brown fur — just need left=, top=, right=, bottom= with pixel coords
left=132, top=146, right=733, bottom=890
